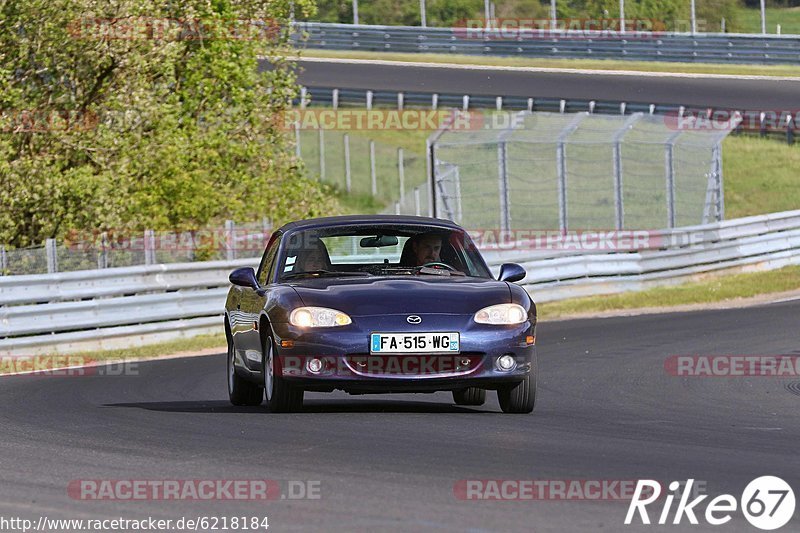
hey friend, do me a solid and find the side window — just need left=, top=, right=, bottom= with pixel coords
left=257, top=233, right=281, bottom=286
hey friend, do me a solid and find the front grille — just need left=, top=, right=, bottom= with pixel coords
left=344, top=353, right=483, bottom=377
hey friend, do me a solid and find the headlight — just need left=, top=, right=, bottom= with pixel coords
left=474, top=304, right=527, bottom=325
left=290, top=307, right=352, bottom=327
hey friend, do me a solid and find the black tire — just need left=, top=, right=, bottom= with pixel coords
left=452, top=387, right=486, bottom=406
left=497, top=375, right=536, bottom=414
left=263, top=335, right=304, bottom=413
left=227, top=340, right=263, bottom=406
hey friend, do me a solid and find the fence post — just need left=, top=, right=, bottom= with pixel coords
left=370, top=140, right=377, bottom=197
left=99, top=232, right=109, bottom=269
left=398, top=92, right=404, bottom=110
left=611, top=113, right=643, bottom=230
left=0, top=245, right=6, bottom=275
left=318, top=128, right=326, bottom=181
left=332, top=88, right=339, bottom=109
left=414, top=187, right=421, bottom=216
left=144, top=229, right=156, bottom=265
left=366, top=90, right=373, bottom=110
left=497, top=141, right=511, bottom=233
left=225, top=220, right=236, bottom=261
left=294, top=121, right=301, bottom=158
left=398, top=148, right=405, bottom=203
left=45, top=239, right=58, bottom=273
left=344, top=134, right=352, bottom=193
left=714, top=142, right=724, bottom=221
left=665, top=131, right=681, bottom=229
left=395, top=201, right=401, bottom=215
left=432, top=93, right=438, bottom=110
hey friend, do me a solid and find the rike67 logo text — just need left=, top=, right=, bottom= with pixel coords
left=625, top=477, right=795, bottom=530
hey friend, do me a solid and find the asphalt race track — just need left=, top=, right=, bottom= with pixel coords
left=289, top=58, right=800, bottom=110
left=1, top=300, right=799, bottom=532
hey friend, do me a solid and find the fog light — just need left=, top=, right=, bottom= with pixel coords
left=306, top=358, right=323, bottom=374
left=497, top=355, right=516, bottom=371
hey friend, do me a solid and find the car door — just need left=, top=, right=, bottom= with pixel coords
left=232, top=232, right=281, bottom=369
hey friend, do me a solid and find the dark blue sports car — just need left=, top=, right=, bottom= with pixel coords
left=225, top=215, right=537, bottom=413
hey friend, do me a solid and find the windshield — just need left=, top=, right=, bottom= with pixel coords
left=277, top=224, right=492, bottom=280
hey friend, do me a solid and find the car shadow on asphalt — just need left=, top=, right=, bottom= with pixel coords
left=102, top=400, right=491, bottom=414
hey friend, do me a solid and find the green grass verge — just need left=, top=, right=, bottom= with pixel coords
left=723, top=135, right=800, bottom=219
left=538, top=265, right=800, bottom=319
left=300, top=49, right=800, bottom=78
left=736, top=6, right=800, bottom=35
left=0, top=334, right=226, bottom=375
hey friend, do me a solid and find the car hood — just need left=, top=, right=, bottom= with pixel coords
left=288, top=276, right=510, bottom=316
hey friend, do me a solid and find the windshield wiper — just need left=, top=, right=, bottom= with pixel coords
left=282, top=270, right=371, bottom=280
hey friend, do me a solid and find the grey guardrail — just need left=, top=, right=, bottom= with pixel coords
left=293, top=22, right=800, bottom=64
left=3, top=210, right=800, bottom=354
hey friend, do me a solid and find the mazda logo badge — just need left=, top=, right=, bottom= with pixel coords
left=407, top=315, right=422, bottom=324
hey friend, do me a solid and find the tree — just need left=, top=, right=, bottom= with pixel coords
left=0, top=0, right=336, bottom=247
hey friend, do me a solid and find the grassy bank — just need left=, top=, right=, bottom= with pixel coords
left=538, top=265, right=800, bottom=319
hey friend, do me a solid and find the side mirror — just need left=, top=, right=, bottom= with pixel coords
left=229, top=267, right=259, bottom=290
left=498, top=263, right=526, bottom=283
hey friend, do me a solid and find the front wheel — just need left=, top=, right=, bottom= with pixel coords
left=452, top=387, right=486, bottom=406
left=263, top=336, right=304, bottom=413
left=497, top=375, right=536, bottom=414
left=227, top=341, right=263, bottom=406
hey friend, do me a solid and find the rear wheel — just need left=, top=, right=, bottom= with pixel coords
left=263, top=335, right=304, bottom=413
left=227, top=340, right=263, bottom=406
left=452, top=387, right=486, bottom=406
left=497, top=375, right=536, bottom=414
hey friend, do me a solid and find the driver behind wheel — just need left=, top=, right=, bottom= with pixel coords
left=409, top=232, right=443, bottom=266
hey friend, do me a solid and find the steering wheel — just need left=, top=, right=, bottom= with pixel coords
left=418, top=261, right=458, bottom=272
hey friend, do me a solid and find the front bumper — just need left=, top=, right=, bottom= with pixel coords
left=261, top=313, right=536, bottom=394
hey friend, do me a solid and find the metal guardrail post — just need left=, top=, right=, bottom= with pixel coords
left=395, top=202, right=401, bottom=215
left=414, top=187, right=421, bottom=216
left=0, top=245, right=6, bottom=275
left=366, top=90, right=373, bottom=110
left=398, top=148, right=405, bottom=203
left=398, top=92, right=404, bottom=110
left=225, top=221, right=236, bottom=261
left=369, top=140, right=377, bottom=197
left=46, top=239, right=58, bottom=273
left=332, top=88, right=339, bottom=109
left=344, top=134, right=352, bottom=193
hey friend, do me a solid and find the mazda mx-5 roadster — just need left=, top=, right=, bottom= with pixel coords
left=224, top=215, right=537, bottom=413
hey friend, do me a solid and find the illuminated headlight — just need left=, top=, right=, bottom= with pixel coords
left=290, top=307, right=352, bottom=328
left=474, top=304, right=527, bottom=325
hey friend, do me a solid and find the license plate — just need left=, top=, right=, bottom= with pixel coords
left=370, top=332, right=460, bottom=354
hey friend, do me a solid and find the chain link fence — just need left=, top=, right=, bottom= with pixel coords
left=431, top=111, right=734, bottom=232
left=0, top=220, right=272, bottom=276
